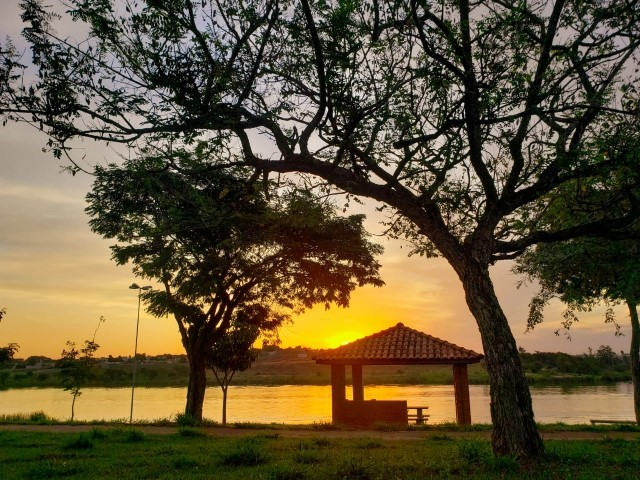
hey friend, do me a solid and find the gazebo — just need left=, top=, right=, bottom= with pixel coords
left=313, top=322, right=483, bottom=427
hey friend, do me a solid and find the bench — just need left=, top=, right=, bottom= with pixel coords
left=590, top=419, right=637, bottom=425
left=407, top=406, right=430, bottom=425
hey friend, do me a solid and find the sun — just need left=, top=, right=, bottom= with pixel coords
left=324, top=331, right=363, bottom=349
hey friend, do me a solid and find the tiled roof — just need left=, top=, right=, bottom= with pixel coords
left=313, top=323, right=483, bottom=365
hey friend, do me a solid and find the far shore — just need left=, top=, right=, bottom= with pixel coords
left=1, top=356, right=632, bottom=390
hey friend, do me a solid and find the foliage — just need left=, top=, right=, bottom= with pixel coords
left=517, top=236, right=640, bottom=335
left=4, top=0, right=640, bottom=458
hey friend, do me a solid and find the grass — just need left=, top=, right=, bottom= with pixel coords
left=1, top=429, right=640, bottom=479
left=4, top=411, right=640, bottom=435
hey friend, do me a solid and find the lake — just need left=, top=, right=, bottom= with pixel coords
left=0, top=383, right=635, bottom=424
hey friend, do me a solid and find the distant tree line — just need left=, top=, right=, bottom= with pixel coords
left=2, top=346, right=633, bottom=388
left=518, top=347, right=631, bottom=382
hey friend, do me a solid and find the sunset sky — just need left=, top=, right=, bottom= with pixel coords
left=0, top=3, right=631, bottom=359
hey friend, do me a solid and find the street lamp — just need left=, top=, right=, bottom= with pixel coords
left=129, top=283, right=151, bottom=425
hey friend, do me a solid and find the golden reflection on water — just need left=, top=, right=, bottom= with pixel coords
left=0, top=383, right=634, bottom=424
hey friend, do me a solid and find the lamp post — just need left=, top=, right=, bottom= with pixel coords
left=129, top=283, right=151, bottom=425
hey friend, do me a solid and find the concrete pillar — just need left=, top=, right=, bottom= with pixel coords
left=453, top=363, right=472, bottom=425
left=331, top=364, right=346, bottom=421
left=352, top=364, right=364, bottom=401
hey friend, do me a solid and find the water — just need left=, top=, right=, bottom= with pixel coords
left=0, top=383, right=634, bottom=424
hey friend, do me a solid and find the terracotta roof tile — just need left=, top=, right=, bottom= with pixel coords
left=313, top=323, right=483, bottom=364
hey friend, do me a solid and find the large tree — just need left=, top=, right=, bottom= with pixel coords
left=86, top=156, right=383, bottom=420
left=3, top=0, right=640, bottom=456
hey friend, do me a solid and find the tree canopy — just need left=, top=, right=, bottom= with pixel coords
left=3, top=0, right=640, bottom=457
left=86, top=154, right=384, bottom=419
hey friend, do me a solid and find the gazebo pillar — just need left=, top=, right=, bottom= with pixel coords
left=352, top=364, right=364, bottom=401
left=453, top=364, right=472, bottom=425
left=331, top=364, right=346, bottom=420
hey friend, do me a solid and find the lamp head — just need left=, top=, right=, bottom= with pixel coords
left=129, top=283, right=140, bottom=290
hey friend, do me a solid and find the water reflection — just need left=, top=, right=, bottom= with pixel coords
left=0, top=383, right=634, bottom=424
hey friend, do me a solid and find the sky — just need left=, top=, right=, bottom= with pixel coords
left=0, top=2, right=632, bottom=359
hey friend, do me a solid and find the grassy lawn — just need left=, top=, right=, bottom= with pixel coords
left=1, top=427, right=639, bottom=479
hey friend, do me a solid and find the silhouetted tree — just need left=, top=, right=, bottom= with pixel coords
left=59, top=317, right=105, bottom=421
left=87, top=157, right=383, bottom=421
left=207, top=314, right=261, bottom=425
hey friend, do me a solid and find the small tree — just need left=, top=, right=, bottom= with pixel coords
left=207, top=311, right=261, bottom=425
left=596, top=345, right=616, bottom=370
left=0, top=343, right=19, bottom=364
left=59, top=316, right=104, bottom=421
left=0, top=308, right=19, bottom=364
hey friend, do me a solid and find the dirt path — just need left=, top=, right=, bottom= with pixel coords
left=1, top=424, right=639, bottom=441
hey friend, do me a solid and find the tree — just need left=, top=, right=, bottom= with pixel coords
left=0, top=343, right=19, bottom=364
left=59, top=316, right=104, bottom=421
left=517, top=232, right=640, bottom=422
left=3, top=0, right=640, bottom=457
left=207, top=314, right=261, bottom=425
left=86, top=156, right=383, bottom=421
left=0, top=307, right=19, bottom=364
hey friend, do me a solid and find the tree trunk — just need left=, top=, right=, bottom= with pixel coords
left=71, top=392, right=77, bottom=421
left=185, top=354, right=207, bottom=421
left=460, top=262, right=544, bottom=458
left=222, top=386, right=228, bottom=425
left=626, top=300, right=640, bottom=424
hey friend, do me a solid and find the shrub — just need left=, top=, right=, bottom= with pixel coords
left=89, top=427, right=107, bottom=439
left=457, top=440, right=491, bottom=465
left=64, top=433, right=94, bottom=450
left=125, top=429, right=146, bottom=442
left=175, top=413, right=200, bottom=427
left=220, top=438, right=269, bottom=466
left=29, top=411, right=52, bottom=424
